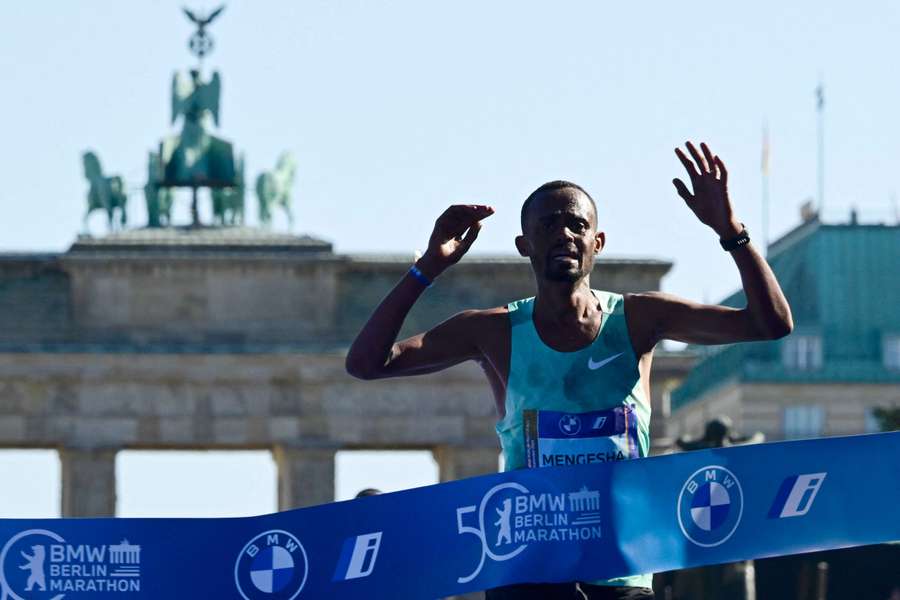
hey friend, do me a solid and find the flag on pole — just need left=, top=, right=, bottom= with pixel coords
left=761, top=121, right=771, bottom=254
left=816, top=79, right=826, bottom=214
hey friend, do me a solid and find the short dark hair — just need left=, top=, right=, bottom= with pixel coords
left=521, top=180, right=596, bottom=231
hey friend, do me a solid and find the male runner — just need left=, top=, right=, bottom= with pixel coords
left=346, top=142, right=793, bottom=599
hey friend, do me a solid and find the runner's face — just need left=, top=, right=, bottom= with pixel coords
left=524, top=189, right=601, bottom=283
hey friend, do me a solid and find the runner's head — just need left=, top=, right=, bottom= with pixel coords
left=516, top=181, right=604, bottom=283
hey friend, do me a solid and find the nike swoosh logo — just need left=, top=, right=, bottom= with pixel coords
left=587, top=352, right=623, bottom=370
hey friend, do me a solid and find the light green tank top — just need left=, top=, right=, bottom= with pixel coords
left=496, top=290, right=652, bottom=589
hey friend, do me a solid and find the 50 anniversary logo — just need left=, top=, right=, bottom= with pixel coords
left=455, top=481, right=604, bottom=584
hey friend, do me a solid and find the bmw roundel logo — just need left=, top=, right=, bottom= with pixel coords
left=677, top=465, right=744, bottom=547
left=559, top=414, right=581, bottom=436
left=235, top=529, right=308, bottom=600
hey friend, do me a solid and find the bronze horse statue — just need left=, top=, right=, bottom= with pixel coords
left=145, top=151, right=174, bottom=228
left=212, top=153, right=245, bottom=226
left=82, top=151, right=127, bottom=230
left=256, top=152, right=297, bottom=227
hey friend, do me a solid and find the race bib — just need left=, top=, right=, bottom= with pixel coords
left=523, top=406, right=640, bottom=469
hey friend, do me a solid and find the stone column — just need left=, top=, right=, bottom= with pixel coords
left=649, top=378, right=680, bottom=453
left=433, top=445, right=499, bottom=482
left=434, top=446, right=499, bottom=600
left=59, top=447, right=117, bottom=517
left=273, top=446, right=336, bottom=510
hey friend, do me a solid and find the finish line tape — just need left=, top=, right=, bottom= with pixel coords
left=1, top=432, right=898, bottom=599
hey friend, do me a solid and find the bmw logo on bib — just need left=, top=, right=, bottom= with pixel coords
left=558, top=414, right=581, bottom=436
left=677, top=465, right=744, bottom=547
left=235, top=529, right=308, bottom=600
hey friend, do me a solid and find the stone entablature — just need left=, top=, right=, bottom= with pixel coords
left=0, top=229, right=672, bottom=348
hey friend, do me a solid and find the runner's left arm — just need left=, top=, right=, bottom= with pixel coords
left=625, top=142, right=793, bottom=352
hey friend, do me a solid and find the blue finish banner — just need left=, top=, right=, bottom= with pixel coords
left=1, top=432, right=898, bottom=599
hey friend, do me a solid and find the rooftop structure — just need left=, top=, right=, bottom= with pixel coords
left=671, top=216, right=900, bottom=441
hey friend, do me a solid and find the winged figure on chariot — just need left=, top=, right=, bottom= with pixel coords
left=142, top=4, right=244, bottom=226
left=161, top=68, right=237, bottom=188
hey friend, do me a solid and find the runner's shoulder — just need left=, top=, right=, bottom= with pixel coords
left=624, top=290, right=666, bottom=301
left=623, top=291, right=676, bottom=314
left=445, top=306, right=510, bottom=343
left=449, top=306, right=509, bottom=327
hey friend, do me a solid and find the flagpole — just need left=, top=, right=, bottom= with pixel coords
left=816, top=80, right=825, bottom=218
left=761, top=122, right=770, bottom=255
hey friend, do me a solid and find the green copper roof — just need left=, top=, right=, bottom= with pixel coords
left=672, top=219, right=900, bottom=411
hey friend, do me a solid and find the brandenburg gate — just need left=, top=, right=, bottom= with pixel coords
left=0, top=229, right=690, bottom=517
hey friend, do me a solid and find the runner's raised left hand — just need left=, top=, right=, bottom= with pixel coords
left=672, top=141, right=742, bottom=239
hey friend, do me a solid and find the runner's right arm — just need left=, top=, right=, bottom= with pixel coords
left=345, top=205, right=494, bottom=380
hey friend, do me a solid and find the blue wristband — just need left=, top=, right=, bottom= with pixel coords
left=409, top=265, right=432, bottom=287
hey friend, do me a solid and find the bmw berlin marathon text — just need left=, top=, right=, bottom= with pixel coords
left=1, top=530, right=142, bottom=596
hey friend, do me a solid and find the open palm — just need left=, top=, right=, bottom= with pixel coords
left=672, top=141, right=741, bottom=238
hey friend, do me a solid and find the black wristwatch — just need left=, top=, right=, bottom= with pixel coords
left=719, top=224, right=750, bottom=251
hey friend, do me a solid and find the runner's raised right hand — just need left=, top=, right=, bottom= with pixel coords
left=417, top=205, right=494, bottom=279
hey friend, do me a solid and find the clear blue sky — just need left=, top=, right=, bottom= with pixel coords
left=3, top=1, right=900, bottom=301
left=1, top=1, right=899, bottom=516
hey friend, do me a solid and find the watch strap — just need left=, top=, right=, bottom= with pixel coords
left=720, top=224, right=750, bottom=251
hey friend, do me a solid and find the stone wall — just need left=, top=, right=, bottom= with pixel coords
left=0, top=255, right=71, bottom=344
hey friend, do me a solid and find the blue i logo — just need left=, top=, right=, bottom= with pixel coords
left=677, top=465, right=744, bottom=547
left=333, top=532, right=383, bottom=581
left=768, top=473, right=827, bottom=518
